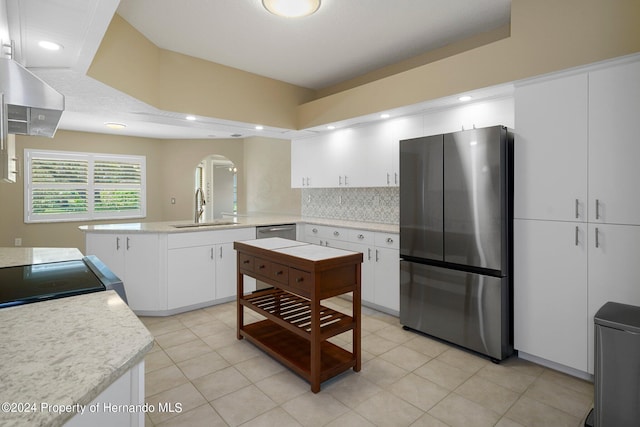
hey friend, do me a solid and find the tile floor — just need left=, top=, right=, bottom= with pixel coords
left=140, top=298, right=593, bottom=427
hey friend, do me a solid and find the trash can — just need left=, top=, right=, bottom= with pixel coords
left=586, top=302, right=640, bottom=427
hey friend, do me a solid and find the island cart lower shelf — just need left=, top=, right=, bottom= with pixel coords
left=235, top=238, right=363, bottom=393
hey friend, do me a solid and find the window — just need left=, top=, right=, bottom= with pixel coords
left=24, top=149, right=146, bottom=223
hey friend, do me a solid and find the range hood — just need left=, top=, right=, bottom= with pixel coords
left=0, top=57, right=65, bottom=137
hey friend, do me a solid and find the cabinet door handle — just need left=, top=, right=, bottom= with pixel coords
left=367, top=248, right=371, bottom=261
left=595, top=199, right=600, bottom=220
left=575, top=199, right=579, bottom=219
left=395, top=172, right=398, bottom=185
left=595, top=227, right=600, bottom=248
left=387, top=173, right=390, bottom=185
left=386, top=237, right=394, bottom=244
left=375, top=249, right=379, bottom=262
left=302, top=177, right=305, bottom=187
left=211, top=248, right=214, bottom=259
left=333, top=231, right=340, bottom=237
left=126, top=237, right=130, bottom=250
left=344, top=175, right=348, bottom=186
left=575, top=226, right=579, bottom=246
left=219, top=247, right=223, bottom=258
left=339, top=176, right=342, bottom=186
left=306, top=177, right=310, bottom=186
left=116, top=237, right=120, bottom=251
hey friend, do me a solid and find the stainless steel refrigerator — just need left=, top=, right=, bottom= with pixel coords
left=399, top=125, right=514, bottom=361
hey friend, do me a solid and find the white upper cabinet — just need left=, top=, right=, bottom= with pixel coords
left=588, top=60, right=640, bottom=225
left=514, top=73, right=589, bottom=221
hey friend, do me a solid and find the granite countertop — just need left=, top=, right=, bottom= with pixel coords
left=78, top=214, right=399, bottom=234
left=0, top=291, right=153, bottom=427
left=0, top=247, right=84, bottom=268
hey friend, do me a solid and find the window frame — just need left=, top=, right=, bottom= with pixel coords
left=24, top=149, right=147, bottom=223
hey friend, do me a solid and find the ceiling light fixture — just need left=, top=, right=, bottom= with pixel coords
left=186, top=115, right=196, bottom=121
left=380, top=113, right=390, bottom=119
left=458, top=95, right=472, bottom=102
left=262, top=0, right=321, bottom=18
left=104, top=122, right=127, bottom=130
left=327, top=125, right=335, bottom=130
left=255, top=125, right=264, bottom=130
left=38, top=40, right=62, bottom=51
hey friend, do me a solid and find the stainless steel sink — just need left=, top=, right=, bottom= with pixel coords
left=172, top=221, right=235, bottom=228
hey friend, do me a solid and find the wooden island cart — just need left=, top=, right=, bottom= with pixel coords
left=234, top=237, right=362, bottom=393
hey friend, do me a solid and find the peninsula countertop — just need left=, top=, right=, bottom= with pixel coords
left=0, top=291, right=153, bottom=427
left=78, top=214, right=399, bottom=234
left=0, top=248, right=153, bottom=427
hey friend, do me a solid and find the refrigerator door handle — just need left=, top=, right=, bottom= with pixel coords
left=575, top=199, right=579, bottom=219
left=595, top=227, right=600, bottom=248
left=575, top=226, right=579, bottom=246
left=596, top=199, right=600, bottom=220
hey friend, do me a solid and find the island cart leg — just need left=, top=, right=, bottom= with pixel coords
left=237, top=262, right=244, bottom=340
left=353, top=263, right=362, bottom=372
left=310, top=297, right=321, bottom=393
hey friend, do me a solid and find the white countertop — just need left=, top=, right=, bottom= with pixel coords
left=238, top=237, right=360, bottom=261
left=78, top=214, right=399, bottom=234
left=0, top=291, right=153, bottom=427
left=0, top=247, right=83, bottom=268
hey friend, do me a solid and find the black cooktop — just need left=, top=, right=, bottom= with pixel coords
left=0, top=259, right=107, bottom=308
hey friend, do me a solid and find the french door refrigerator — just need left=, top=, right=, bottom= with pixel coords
left=399, top=125, right=514, bottom=361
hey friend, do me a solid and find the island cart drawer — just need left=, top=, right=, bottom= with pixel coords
left=289, top=268, right=312, bottom=292
left=254, top=257, right=273, bottom=278
left=239, top=253, right=254, bottom=272
left=270, top=262, right=289, bottom=285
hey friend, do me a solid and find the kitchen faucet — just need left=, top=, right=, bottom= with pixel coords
left=194, top=187, right=206, bottom=223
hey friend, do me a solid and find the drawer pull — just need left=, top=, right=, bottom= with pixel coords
left=312, top=228, right=318, bottom=233
left=275, top=270, right=284, bottom=276
left=259, top=264, right=266, bottom=269
left=334, top=231, right=340, bottom=237
left=296, top=277, right=304, bottom=283
left=386, top=237, right=394, bottom=244
left=243, top=259, right=251, bottom=264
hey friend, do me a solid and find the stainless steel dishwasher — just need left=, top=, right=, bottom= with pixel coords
left=255, top=224, right=297, bottom=290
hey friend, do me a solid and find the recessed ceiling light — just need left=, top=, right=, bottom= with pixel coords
left=262, top=0, right=321, bottom=18
left=104, top=122, right=127, bottom=130
left=458, top=95, right=472, bottom=102
left=327, top=125, right=335, bottom=130
left=380, top=113, right=390, bottom=119
left=186, top=115, right=196, bottom=121
left=255, top=125, right=264, bottom=130
left=38, top=40, right=62, bottom=51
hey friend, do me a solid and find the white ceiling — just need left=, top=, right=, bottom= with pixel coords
left=2, top=0, right=512, bottom=139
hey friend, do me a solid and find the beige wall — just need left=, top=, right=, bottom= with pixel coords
left=89, top=1, right=640, bottom=131
left=243, top=136, right=301, bottom=215
left=0, top=131, right=300, bottom=252
left=298, top=0, right=640, bottom=127
left=89, top=15, right=316, bottom=130
left=0, top=131, right=164, bottom=251
left=158, top=138, right=246, bottom=221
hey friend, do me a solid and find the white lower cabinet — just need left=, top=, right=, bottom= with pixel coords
left=86, top=227, right=255, bottom=315
left=587, top=223, right=640, bottom=372
left=302, top=224, right=399, bottom=314
left=515, top=219, right=640, bottom=375
left=86, top=233, right=160, bottom=312
left=514, top=219, right=588, bottom=372
left=167, top=245, right=215, bottom=310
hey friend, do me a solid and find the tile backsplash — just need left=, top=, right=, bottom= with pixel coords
left=301, top=187, right=399, bottom=224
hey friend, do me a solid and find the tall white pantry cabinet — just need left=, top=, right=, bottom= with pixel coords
left=514, top=57, right=640, bottom=375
